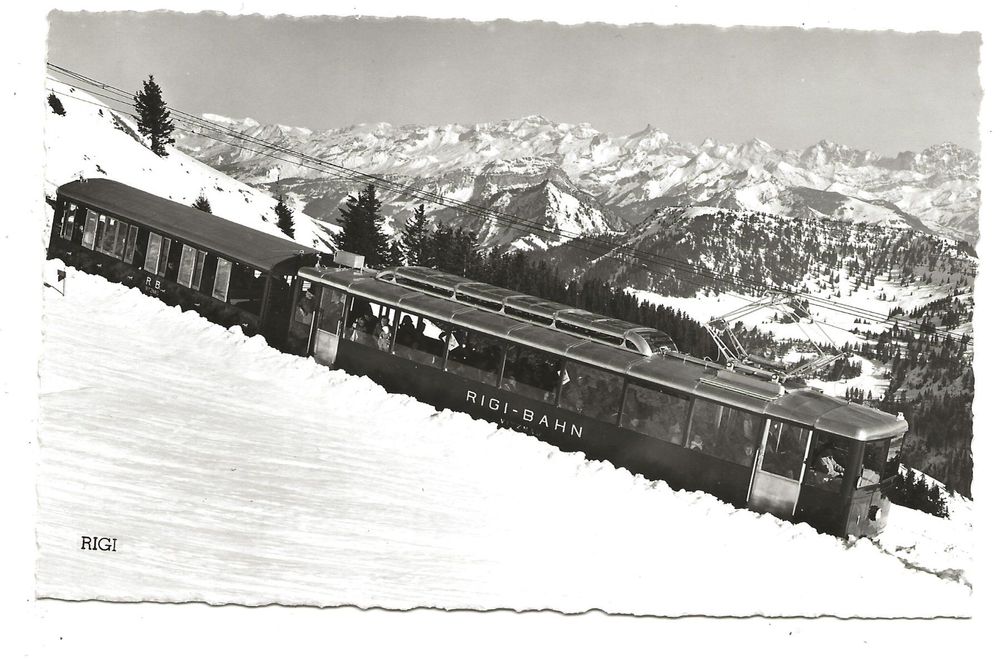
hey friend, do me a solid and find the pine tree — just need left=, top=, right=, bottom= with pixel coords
left=334, top=184, right=390, bottom=268
left=133, top=75, right=176, bottom=157
left=47, top=92, right=66, bottom=116
left=275, top=197, right=295, bottom=239
left=192, top=193, right=212, bottom=214
left=388, top=240, right=406, bottom=267
left=402, top=204, right=431, bottom=266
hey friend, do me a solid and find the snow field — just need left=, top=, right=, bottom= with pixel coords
left=44, top=79, right=326, bottom=248
left=36, top=264, right=971, bottom=616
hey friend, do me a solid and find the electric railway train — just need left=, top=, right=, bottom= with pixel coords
left=47, top=178, right=908, bottom=538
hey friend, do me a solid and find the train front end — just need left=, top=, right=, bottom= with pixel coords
left=841, top=433, right=905, bottom=538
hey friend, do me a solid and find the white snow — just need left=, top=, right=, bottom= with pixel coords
left=35, top=263, right=972, bottom=616
left=44, top=79, right=326, bottom=249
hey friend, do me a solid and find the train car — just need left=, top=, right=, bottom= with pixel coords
left=48, top=178, right=321, bottom=343
left=290, top=264, right=908, bottom=538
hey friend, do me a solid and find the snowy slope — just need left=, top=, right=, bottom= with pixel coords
left=36, top=263, right=972, bottom=616
left=44, top=79, right=329, bottom=249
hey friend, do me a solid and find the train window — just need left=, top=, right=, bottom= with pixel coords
left=689, top=400, right=762, bottom=467
left=199, top=256, right=218, bottom=296
left=559, top=362, right=625, bottom=424
left=345, top=297, right=396, bottom=352
left=102, top=218, right=122, bottom=256
left=157, top=238, right=172, bottom=277
left=316, top=287, right=346, bottom=334
left=212, top=258, right=232, bottom=301
left=885, top=436, right=904, bottom=479
left=620, top=381, right=689, bottom=443
left=445, top=328, right=505, bottom=386
left=81, top=210, right=98, bottom=250
left=804, top=433, right=851, bottom=492
left=59, top=203, right=78, bottom=240
left=191, top=249, right=207, bottom=290
left=393, top=312, right=446, bottom=368
left=93, top=215, right=107, bottom=252
left=144, top=233, right=162, bottom=273
left=227, top=262, right=265, bottom=313
left=858, top=439, right=890, bottom=488
left=500, top=345, right=562, bottom=404
left=177, top=245, right=197, bottom=288
left=112, top=221, right=129, bottom=259
left=123, top=226, right=139, bottom=263
left=761, top=421, right=810, bottom=479
left=98, top=216, right=119, bottom=255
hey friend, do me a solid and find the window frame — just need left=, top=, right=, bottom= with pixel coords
left=143, top=232, right=162, bottom=273
left=191, top=249, right=207, bottom=291
left=123, top=225, right=139, bottom=264
left=444, top=326, right=507, bottom=387
left=390, top=309, right=449, bottom=369
left=111, top=220, right=129, bottom=259
left=618, top=377, right=692, bottom=445
left=212, top=257, right=232, bottom=301
left=59, top=202, right=78, bottom=240
left=858, top=438, right=890, bottom=489
left=177, top=244, right=197, bottom=288
left=687, top=398, right=764, bottom=467
left=760, top=419, right=812, bottom=480
left=557, top=360, right=627, bottom=424
left=156, top=237, right=172, bottom=277
left=804, top=432, right=852, bottom=493
left=498, top=342, right=564, bottom=404
left=81, top=210, right=99, bottom=250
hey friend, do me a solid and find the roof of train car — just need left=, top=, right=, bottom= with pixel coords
left=299, top=266, right=909, bottom=440
left=57, top=179, right=320, bottom=271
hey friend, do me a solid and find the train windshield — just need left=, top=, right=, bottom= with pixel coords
left=885, top=435, right=905, bottom=479
left=635, top=330, right=678, bottom=354
left=857, top=438, right=890, bottom=488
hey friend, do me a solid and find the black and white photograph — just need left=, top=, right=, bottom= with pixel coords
left=5, top=0, right=998, bottom=657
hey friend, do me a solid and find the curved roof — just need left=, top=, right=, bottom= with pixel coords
left=299, top=265, right=909, bottom=441
left=57, top=178, right=319, bottom=271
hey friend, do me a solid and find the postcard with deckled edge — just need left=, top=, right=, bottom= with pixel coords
left=31, top=7, right=980, bottom=619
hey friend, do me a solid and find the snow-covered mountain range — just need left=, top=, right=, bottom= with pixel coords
left=175, top=114, right=980, bottom=246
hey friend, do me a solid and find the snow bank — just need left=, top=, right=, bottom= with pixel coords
left=36, top=265, right=971, bottom=616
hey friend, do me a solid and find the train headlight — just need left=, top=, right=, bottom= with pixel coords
left=868, top=505, right=882, bottom=522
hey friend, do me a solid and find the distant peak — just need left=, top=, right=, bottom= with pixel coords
left=519, top=114, right=551, bottom=124
left=202, top=113, right=260, bottom=129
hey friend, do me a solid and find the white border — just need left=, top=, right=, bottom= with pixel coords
left=3, top=2, right=996, bottom=658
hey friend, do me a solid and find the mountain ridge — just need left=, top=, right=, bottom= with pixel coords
left=175, top=113, right=979, bottom=247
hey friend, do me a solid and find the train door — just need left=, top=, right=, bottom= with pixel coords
left=747, top=420, right=812, bottom=519
left=260, top=273, right=293, bottom=343
left=312, top=286, right=348, bottom=366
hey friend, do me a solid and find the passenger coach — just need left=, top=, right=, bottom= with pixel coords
left=290, top=264, right=907, bottom=538
left=48, top=178, right=320, bottom=343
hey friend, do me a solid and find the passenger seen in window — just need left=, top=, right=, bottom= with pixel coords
left=376, top=315, right=392, bottom=352
left=805, top=433, right=850, bottom=491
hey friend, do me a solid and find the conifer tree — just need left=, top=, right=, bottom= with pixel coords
left=402, top=204, right=432, bottom=266
left=133, top=75, right=176, bottom=157
left=388, top=240, right=406, bottom=267
left=192, top=193, right=212, bottom=213
left=334, top=184, right=390, bottom=268
left=275, top=197, right=295, bottom=239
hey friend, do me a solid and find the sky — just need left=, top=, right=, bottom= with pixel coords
left=45, top=12, right=981, bottom=154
